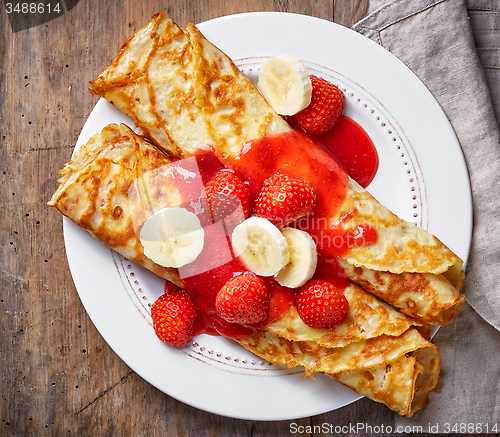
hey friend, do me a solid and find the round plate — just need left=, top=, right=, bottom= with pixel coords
left=63, top=12, right=472, bottom=420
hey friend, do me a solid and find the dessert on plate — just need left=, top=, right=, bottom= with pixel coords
left=48, top=13, right=465, bottom=417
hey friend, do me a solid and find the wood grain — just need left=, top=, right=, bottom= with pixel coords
left=0, top=1, right=420, bottom=436
left=334, top=0, right=370, bottom=28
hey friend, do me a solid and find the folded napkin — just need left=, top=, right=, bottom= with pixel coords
left=353, top=0, right=500, bottom=427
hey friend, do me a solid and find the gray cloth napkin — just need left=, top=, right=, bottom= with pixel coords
left=353, top=0, right=500, bottom=428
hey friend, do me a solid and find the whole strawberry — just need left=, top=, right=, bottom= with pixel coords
left=216, top=272, right=269, bottom=325
left=151, top=289, right=197, bottom=347
left=254, top=172, right=317, bottom=228
left=202, top=170, right=251, bottom=226
left=296, top=279, right=348, bottom=329
left=296, top=75, right=345, bottom=134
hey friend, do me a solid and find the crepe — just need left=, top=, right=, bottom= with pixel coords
left=89, top=13, right=464, bottom=325
left=89, top=13, right=291, bottom=159
left=238, top=327, right=440, bottom=417
left=48, top=13, right=468, bottom=416
left=337, top=258, right=465, bottom=325
left=49, top=123, right=438, bottom=416
left=264, top=281, right=421, bottom=349
left=48, top=123, right=183, bottom=287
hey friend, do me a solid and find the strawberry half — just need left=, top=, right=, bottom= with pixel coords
left=254, top=172, right=317, bottom=228
left=202, top=170, right=251, bottom=226
left=151, top=289, right=197, bottom=347
left=296, top=75, right=345, bottom=134
left=296, top=279, right=348, bottom=329
left=216, top=272, right=269, bottom=325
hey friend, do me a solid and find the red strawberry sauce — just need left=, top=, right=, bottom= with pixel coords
left=287, top=115, right=379, bottom=188
left=223, top=127, right=378, bottom=258
left=162, top=117, right=379, bottom=340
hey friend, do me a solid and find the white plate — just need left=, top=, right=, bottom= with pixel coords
left=63, top=12, right=472, bottom=420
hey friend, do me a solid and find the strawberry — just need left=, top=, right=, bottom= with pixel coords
left=151, top=289, right=197, bottom=347
left=296, top=75, right=345, bottom=134
left=254, top=172, right=317, bottom=228
left=296, top=279, right=348, bottom=329
left=202, top=170, right=251, bottom=225
left=216, top=272, right=269, bottom=325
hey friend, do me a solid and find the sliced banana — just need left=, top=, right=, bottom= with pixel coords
left=231, top=216, right=289, bottom=277
left=258, top=54, right=312, bottom=116
left=275, top=227, right=317, bottom=288
left=139, top=206, right=204, bottom=268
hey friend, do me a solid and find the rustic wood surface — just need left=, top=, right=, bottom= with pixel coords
left=0, top=0, right=439, bottom=436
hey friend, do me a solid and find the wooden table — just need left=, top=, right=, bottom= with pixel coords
left=1, top=1, right=412, bottom=435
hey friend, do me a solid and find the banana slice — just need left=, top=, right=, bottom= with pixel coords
left=231, top=216, right=289, bottom=276
left=139, top=206, right=204, bottom=268
left=258, top=54, right=312, bottom=116
left=275, top=227, right=318, bottom=288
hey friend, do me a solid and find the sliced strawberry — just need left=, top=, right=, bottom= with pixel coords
left=202, top=170, right=251, bottom=227
left=254, top=172, right=317, bottom=228
left=296, top=75, right=345, bottom=134
left=216, top=272, right=269, bottom=325
left=296, top=279, right=348, bottom=329
left=151, top=289, right=197, bottom=347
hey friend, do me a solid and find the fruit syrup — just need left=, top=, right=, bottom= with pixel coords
left=163, top=118, right=379, bottom=339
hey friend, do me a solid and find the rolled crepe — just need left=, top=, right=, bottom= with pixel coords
left=89, top=13, right=291, bottom=159
left=337, top=258, right=465, bottom=324
left=49, top=13, right=468, bottom=416
left=49, top=123, right=437, bottom=416
left=265, top=282, right=422, bottom=349
left=88, top=12, right=464, bottom=303
left=48, top=123, right=183, bottom=287
left=238, top=327, right=440, bottom=417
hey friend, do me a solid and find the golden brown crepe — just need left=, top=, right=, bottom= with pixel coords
left=48, top=13, right=468, bottom=417
left=337, top=258, right=465, bottom=325
left=50, top=122, right=436, bottom=417
left=89, top=13, right=291, bottom=160
left=89, top=12, right=464, bottom=325
left=265, top=282, right=421, bottom=349
left=238, top=327, right=440, bottom=417
left=48, top=123, right=183, bottom=287
left=48, top=124, right=420, bottom=350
